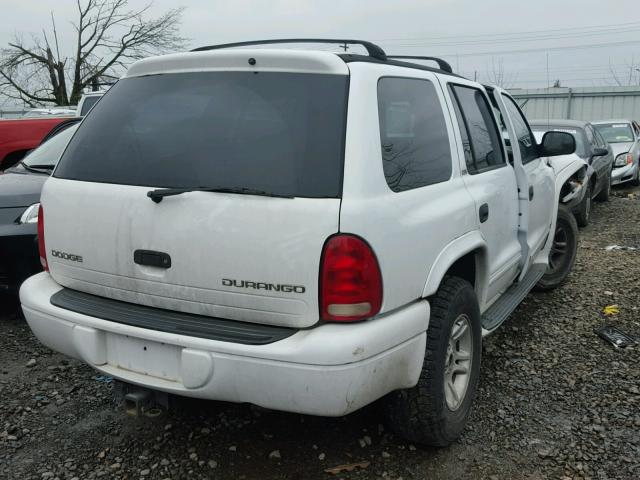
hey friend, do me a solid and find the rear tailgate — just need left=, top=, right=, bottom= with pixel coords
left=45, top=51, right=349, bottom=329
left=43, top=178, right=339, bottom=328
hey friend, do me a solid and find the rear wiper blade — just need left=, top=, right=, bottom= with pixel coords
left=147, top=186, right=294, bottom=203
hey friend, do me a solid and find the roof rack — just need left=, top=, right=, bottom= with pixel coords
left=191, top=39, right=387, bottom=61
left=386, top=56, right=453, bottom=73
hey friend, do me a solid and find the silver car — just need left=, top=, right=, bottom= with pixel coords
left=593, top=119, right=640, bottom=186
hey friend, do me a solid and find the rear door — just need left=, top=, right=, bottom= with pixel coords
left=499, top=94, right=555, bottom=260
left=45, top=68, right=349, bottom=329
left=445, top=82, right=521, bottom=301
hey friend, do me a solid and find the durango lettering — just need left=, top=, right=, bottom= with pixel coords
left=50, top=250, right=83, bottom=263
left=222, top=278, right=305, bottom=294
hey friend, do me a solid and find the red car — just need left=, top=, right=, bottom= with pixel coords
left=0, top=117, right=79, bottom=170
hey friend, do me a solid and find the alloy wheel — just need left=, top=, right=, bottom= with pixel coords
left=444, top=314, right=473, bottom=411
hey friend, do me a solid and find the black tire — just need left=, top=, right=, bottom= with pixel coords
left=574, top=181, right=591, bottom=227
left=383, top=276, right=481, bottom=447
left=631, top=165, right=640, bottom=187
left=594, top=172, right=611, bottom=202
left=535, top=205, right=578, bottom=291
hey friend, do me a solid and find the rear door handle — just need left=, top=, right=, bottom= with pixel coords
left=529, top=185, right=534, bottom=201
left=479, top=203, right=489, bottom=223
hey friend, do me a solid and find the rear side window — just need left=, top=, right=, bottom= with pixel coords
left=55, top=72, right=348, bottom=198
left=449, top=85, right=505, bottom=174
left=377, top=77, right=452, bottom=192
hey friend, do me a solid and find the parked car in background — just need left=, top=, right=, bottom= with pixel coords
left=530, top=119, right=614, bottom=226
left=0, top=121, right=79, bottom=294
left=593, top=119, right=640, bottom=186
left=0, top=116, right=81, bottom=170
left=76, top=92, right=105, bottom=117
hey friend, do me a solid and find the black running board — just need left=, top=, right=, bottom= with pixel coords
left=481, top=265, right=546, bottom=332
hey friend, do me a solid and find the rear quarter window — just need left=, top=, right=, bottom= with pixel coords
left=377, top=77, right=452, bottom=192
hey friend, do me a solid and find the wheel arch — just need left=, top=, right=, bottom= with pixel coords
left=422, top=231, right=488, bottom=303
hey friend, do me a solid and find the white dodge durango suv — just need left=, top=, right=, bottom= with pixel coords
left=21, top=39, right=579, bottom=446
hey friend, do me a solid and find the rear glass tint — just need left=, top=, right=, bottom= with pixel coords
left=55, top=72, right=348, bottom=198
left=377, top=78, right=452, bottom=192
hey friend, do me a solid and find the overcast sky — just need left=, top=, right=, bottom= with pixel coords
left=2, top=0, right=640, bottom=97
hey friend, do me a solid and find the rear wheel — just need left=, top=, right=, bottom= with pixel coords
left=574, top=182, right=591, bottom=227
left=535, top=205, right=578, bottom=291
left=383, top=276, right=481, bottom=446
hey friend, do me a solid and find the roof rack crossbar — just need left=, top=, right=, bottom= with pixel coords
left=386, top=56, right=453, bottom=73
left=191, top=39, right=387, bottom=61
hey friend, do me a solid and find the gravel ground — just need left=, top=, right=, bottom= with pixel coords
left=1, top=185, right=639, bottom=480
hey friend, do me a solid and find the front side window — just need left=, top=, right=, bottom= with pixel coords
left=450, top=85, right=505, bottom=174
left=501, top=95, right=538, bottom=163
left=55, top=72, right=348, bottom=198
left=377, top=77, right=452, bottom=192
left=593, top=128, right=607, bottom=148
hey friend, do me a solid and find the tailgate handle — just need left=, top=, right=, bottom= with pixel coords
left=134, top=250, right=171, bottom=269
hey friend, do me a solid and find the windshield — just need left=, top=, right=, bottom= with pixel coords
left=594, top=123, right=634, bottom=143
left=531, top=126, right=587, bottom=158
left=23, top=124, right=78, bottom=168
left=55, top=71, right=349, bottom=198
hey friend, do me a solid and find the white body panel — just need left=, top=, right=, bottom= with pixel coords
left=43, top=178, right=339, bottom=328
left=340, top=63, right=481, bottom=313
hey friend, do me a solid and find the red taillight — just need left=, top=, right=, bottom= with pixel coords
left=37, top=204, right=48, bottom=271
left=320, top=234, right=382, bottom=322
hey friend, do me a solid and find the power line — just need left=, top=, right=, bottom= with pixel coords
left=373, top=21, right=640, bottom=42
left=382, top=27, right=640, bottom=48
left=428, top=39, right=640, bottom=58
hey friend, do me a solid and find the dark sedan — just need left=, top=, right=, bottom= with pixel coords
left=0, top=122, right=79, bottom=294
left=530, top=119, right=614, bottom=227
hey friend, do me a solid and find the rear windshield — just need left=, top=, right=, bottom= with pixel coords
left=594, top=123, right=634, bottom=143
left=55, top=72, right=348, bottom=198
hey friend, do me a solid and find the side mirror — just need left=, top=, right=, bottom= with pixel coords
left=592, top=147, right=608, bottom=157
left=539, top=131, right=576, bottom=157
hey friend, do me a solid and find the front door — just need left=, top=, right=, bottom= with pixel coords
left=499, top=93, right=555, bottom=260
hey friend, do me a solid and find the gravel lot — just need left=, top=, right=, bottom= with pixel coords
left=1, top=185, right=639, bottom=480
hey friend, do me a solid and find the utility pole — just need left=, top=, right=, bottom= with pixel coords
left=474, top=70, right=477, bottom=81
left=340, top=42, right=348, bottom=52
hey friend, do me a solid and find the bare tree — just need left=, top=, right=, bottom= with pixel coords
left=484, top=57, right=517, bottom=89
left=607, top=56, right=640, bottom=87
left=0, top=0, right=187, bottom=107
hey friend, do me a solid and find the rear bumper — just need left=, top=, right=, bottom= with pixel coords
left=21, top=272, right=429, bottom=416
left=611, top=163, right=638, bottom=185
